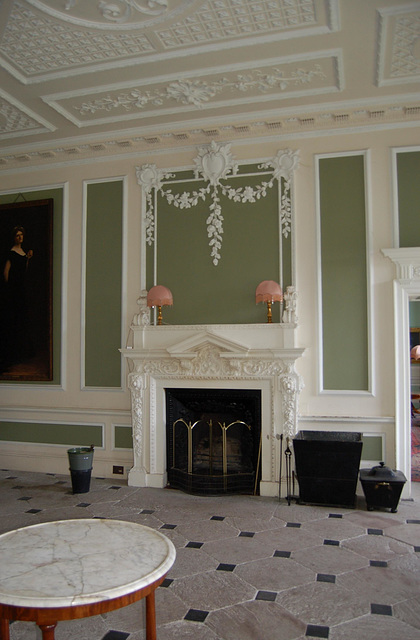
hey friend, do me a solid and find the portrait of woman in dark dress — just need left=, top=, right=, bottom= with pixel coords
left=1, top=225, right=34, bottom=371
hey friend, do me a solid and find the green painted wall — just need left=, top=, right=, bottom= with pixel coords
left=114, top=425, right=133, bottom=449
left=0, top=421, right=102, bottom=446
left=397, top=151, right=420, bottom=247
left=319, top=155, right=369, bottom=391
left=148, top=172, right=284, bottom=325
left=410, top=301, right=420, bottom=327
left=85, top=181, right=123, bottom=387
left=361, top=435, right=382, bottom=462
left=0, top=188, right=63, bottom=385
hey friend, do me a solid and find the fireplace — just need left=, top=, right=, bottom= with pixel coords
left=166, top=388, right=261, bottom=495
left=122, top=321, right=303, bottom=497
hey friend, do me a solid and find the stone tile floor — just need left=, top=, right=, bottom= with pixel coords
left=1, top=469, right=420, bottom=640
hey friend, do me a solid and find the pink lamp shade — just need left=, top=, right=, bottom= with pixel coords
left=255, top=280, right=283, bottom=304
left=255, top=280, right=283, bottom=323
left=411, top=345, right=420, bottom=361
left=147, top=285, right=173, bottom=325
left=147, top=285, right=173, bottom=308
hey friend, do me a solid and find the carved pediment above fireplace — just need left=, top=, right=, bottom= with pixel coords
left=166, top=331, right=249, bottom=359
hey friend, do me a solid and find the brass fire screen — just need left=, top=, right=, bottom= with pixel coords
left=166, top=388, right=261, bottom=495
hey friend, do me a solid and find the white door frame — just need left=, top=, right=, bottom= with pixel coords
left=382, top=248, right=420, bottom=498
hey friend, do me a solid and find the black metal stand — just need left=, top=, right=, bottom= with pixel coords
left=285, top=438, right=299, bottom=505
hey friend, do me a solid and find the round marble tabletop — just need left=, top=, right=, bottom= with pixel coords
left=0, top=519, right=176, bottom=608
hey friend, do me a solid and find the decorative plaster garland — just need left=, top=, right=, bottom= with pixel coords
left=136, top=141, right=299, bottom=265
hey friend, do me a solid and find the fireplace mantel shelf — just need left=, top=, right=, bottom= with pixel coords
left=122, top=322, right=304, bottom=497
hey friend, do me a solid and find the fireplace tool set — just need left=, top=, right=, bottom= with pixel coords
left=279, top=434, right=298, bottom=505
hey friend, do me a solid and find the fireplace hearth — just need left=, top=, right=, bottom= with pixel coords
left=166, top=388, right=261, bottom=495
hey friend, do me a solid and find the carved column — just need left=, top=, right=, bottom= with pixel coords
left=127, top=371, right=147, bottom=486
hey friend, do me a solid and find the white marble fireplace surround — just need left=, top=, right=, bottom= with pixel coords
left=122, top=323, right=304, bottom=497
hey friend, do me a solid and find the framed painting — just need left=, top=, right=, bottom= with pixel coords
left=0, top=199, right=53, bottom=381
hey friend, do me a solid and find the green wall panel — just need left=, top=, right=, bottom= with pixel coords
left=0, top=189, right=63, bottom=385
left=114, top=425, right=133, bottom=449
left=150, top=173, right=282, bottom=325
left=85, top=181, right=123, bottom=387
left=361, top=435, right=382, bottom=461
left=410, top=301, right=420, bottom=327
left=319, top=155, right=369, bottom=391
left=397, top=151, right=420, bottom=248
left=0, top=421, right=102, bottom=446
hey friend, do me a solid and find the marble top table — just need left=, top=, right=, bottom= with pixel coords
left=0, top=519, right=176, bottom=640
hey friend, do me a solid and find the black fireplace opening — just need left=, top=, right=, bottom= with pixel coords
left=165, top=388, right=262, bottom=495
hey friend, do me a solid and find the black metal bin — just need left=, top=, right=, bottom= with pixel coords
left=293, top=431, right=363, bottom=507
left=360, top=462, right=406, bottom=513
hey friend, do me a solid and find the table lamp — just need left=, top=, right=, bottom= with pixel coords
left=411, top=345, right=420, bottom=361
left=256, top=280, right=283, bottom=323
left=147, top=285, right=173, bottom=325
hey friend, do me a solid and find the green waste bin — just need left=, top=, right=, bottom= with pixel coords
left=67, top=446, right=94, bottom=494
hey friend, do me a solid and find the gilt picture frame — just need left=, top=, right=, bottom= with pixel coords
left=0, top=199, right=53, bottom=381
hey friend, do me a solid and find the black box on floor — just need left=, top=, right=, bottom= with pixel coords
left=293, top=431, right=363, bottom=507
left=360, top=462, right=406, bottom=512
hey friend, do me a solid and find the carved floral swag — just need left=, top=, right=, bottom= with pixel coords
left=136, top=141, right=299, bottom=266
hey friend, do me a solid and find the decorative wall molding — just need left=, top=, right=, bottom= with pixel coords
left=1, top=99, right=419, bottom=171
left=136, top=141, right=299, bottom=265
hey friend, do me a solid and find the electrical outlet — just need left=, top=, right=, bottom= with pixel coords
left=113, top=465, right=124, bottom=475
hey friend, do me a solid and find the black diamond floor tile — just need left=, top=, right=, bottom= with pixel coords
left=25, top=509, right=41, bottom=514
left=76, top=503, right=91, bottom=507
left=286, top=522, right=301, bottom=528
left=161, top=524, right=177, bottom=530
left=256, top=590, right=277, bottom=601
left=184, top=609, right=209, bottom=622
left=367, top=529, right=383, bottom=536
left=274, top=550, right=291, bottom=558
left=239, top=531, right=255, bottom=537
left=306, top=624, right=329, bottom=638
left=328, top=513, right=343, bottom=518
left=101, top=631, right=130, bottom=640
left=217, top=563, right=236, bottom=572
left=370, top=560, right=388, bottom=567
left=317, top=573, right=336, bottom=583
left=406, top=519, right=420, bottom=524
left=186, top=541, right=203, bottom=549
left=160, top=578, right=174, bottom=588
left=371, top=603, right=393, bottom=616
left=17, top=496, right=32, bottom=501
left=323, top=539, right=339, bottom=546
left=140, top=509, right=154, bottom=514
left=211, top=516, right=225, bottom=521
left=109, top=486, right=122, bottom=490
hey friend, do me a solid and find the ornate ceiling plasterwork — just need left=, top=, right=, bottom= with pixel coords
left=1, top=0, right=336, bottom=82
left=46, top=55, right=335, bottom=127
left=0, top=91, right=54, bottom=139
left=377, top=5, right=420, bottom=86
left=25, top=0, right=177, bottom=28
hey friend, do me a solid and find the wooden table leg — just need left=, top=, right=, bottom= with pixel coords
left=0, top=618, right=10, bottom=640
left=145, top=590, right=156, bottom=640
left=39, top=623, right=57, bottom=640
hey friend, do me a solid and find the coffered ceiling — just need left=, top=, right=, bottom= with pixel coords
left=0, top=0, right=419, bottom=170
